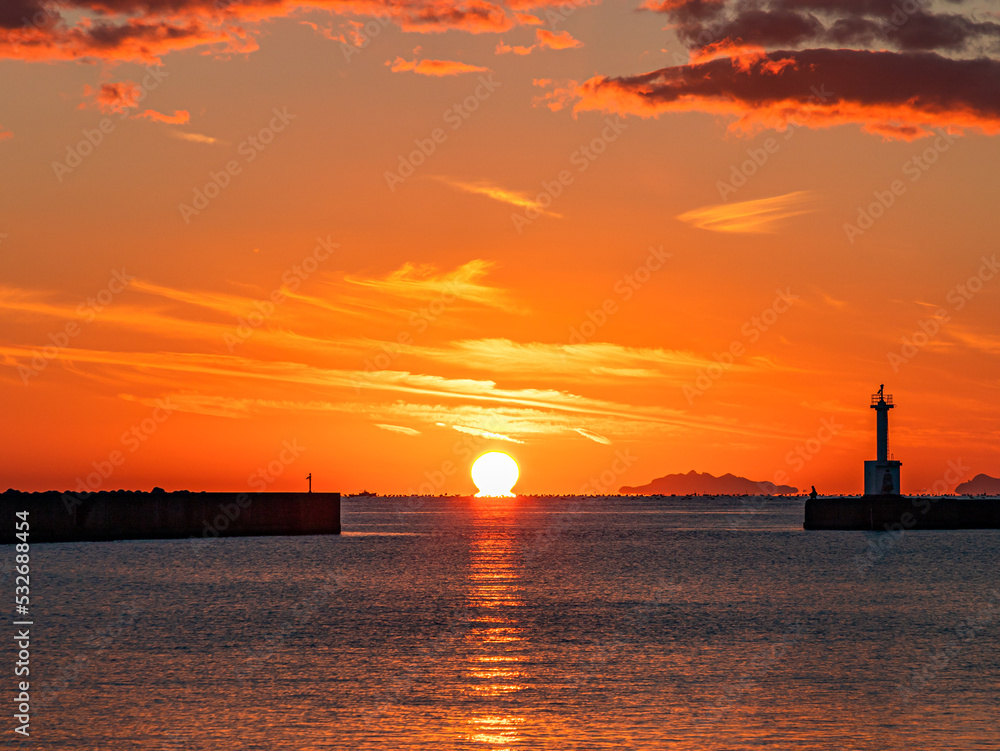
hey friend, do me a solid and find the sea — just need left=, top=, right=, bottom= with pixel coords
left=6, top=495, right=999, bottom=750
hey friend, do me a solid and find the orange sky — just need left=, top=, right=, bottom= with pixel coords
left=2, top=0, right=1000, bottom=494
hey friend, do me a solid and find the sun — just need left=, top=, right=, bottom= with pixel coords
left=471, top=452, right=519, bottom=497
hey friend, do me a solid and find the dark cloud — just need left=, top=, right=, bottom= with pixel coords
left=0, top=0, right=53, bottom=30
left=559, top=48, right=1000, bottom=140
left=649, top=0, right=1000, bottom=54
left=0, top=0, right=543, bottom=62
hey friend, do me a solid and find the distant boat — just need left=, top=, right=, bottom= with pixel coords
left=354, top=490, right=378, bottom=497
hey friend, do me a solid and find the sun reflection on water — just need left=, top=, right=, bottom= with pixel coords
left=463, top=499, right=529, bottom=747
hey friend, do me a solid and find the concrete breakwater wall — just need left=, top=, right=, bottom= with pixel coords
left=804, top=494, right=1000, bottom=530
left=0, top=490, right=340, bottom=543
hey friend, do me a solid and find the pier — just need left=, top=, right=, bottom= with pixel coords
left=804, top=387, right=999, bottom=530
left=1, top=489, right=341, bottom=543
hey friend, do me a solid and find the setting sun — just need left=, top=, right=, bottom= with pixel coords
left=471, top=452, right=519, bottom=497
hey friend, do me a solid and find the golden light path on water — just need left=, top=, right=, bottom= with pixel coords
left=463, top=498, right=528, bottom=749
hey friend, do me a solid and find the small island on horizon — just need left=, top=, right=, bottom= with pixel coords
left=619, top=470, right=798, bottom=496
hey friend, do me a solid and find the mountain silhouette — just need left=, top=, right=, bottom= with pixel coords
left=954, top=473, right=1000, bottom=495
left=620, top=470, right=798, bottom=495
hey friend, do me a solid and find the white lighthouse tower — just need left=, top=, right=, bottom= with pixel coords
left=864, top=385, right=901, bottom=495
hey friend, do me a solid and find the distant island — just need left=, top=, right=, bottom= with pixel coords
left=954, top=473, right=1000, bottom=495
left=620, top=470, right=798, bottom=495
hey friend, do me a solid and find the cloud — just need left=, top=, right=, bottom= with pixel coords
left=452, top=424, right=524, bottom=443
left=111, top=393, right=675, bottom=444
left=555, top=48, right=1000, bottom=140
left=416, top=339, right=744, bottom=381
left=0, top=259, right=522, bottom=360
left=136, top=108, right=190, bottom=124
left=495, top=39, right=534, bottom=55
left=79, top=82, right=141, bottom=114
left=648, top=0, right=1000, bottom=54
left=435, top=177, right=562, bottom=217
left=171, top=131, right=219, bottom=144
left=344, top=258, right=524, bottom=312
left=549, top=0, right=1000, bottom=140
left=387, top=56, right=490, bottom=76
left=0, top=125, right=11, bottom=141
left=818, top=291, right=847, bottom=310
left=79, top=82, right=190, bottom=125
left=676, top=191, right=815, bottom=233
left=536, top=28, right=583, bottom=50
left=0, top=0, right=565, bottom=62
left=375, top=423, right=422, bottom=435
left=0, top=343, right=694, bottom=427
left=574, top=427, right=611, bottom=444
left=1, top=14, right=240, bottom=63
left=496, top=26, right=582, bottom=54
left=947, top=328, right=1000, bottom=355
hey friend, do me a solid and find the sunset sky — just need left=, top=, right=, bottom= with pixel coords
left=2, top=0, right=1000, bottom=495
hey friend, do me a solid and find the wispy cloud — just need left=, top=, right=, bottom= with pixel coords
left=452, top=424, right=525, bottom=443
left=496, top=28, right=583, bottom=55
left=137, top=109, right=190, bottom=124
left=0, top=344, right=749, bottom=437
left=818, top=291, right=848, bottom=310
left=345, top=259, right=524, bottom=312
left=575, top=427, right=611, bottom=444
left=387, top=57, right=490, bottom=76
left=375, top=423, right=422, bottom=436
left=171, top=131, right=219, bottom=144
left=409, top=339, right=758, bottom=382
left=677, top=191, right=816, bottom=233
left=435, top=178, right=562, bottom=218
left=948, top=328, right=1000, bottom=355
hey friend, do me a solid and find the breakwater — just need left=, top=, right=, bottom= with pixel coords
left=804, top=494, right=1000, bottom=530
left=0, top=490, right=341, bottom=543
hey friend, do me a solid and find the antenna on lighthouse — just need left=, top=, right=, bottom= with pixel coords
left=307, top=473, right=312, bottom=493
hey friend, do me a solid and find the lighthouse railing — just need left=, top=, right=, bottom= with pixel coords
left=870, top=393, right=893, bottom=405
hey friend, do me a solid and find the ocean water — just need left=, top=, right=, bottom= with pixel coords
left=6, top=495, right=999, bottom=750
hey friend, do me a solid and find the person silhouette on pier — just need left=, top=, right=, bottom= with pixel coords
left=809, top=485, right=817, bottom=500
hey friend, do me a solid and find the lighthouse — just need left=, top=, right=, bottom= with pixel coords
left=864, top=384, right=902, bottom=495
